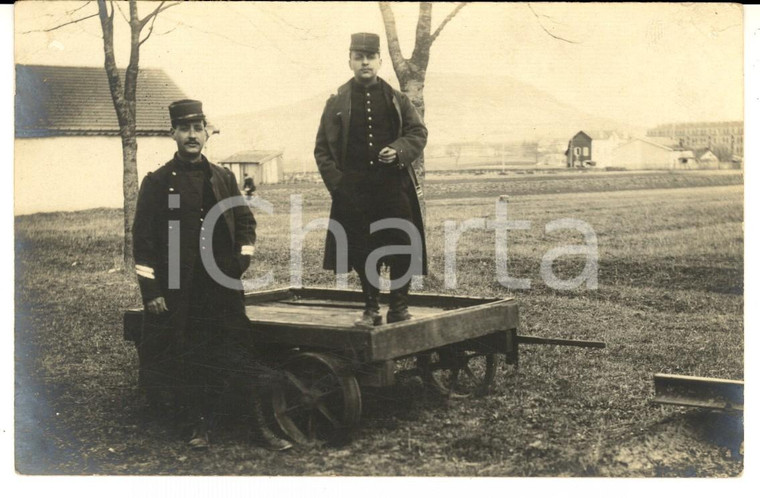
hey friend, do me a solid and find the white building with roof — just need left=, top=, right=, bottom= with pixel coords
left=218, top=150, right=284, bottom=186
left=14, top=64, right=210, bottom=214
left=607, top=137, right=695, bottom=170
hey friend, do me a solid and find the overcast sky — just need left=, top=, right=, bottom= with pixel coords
left=15, top=1, right=743, bottom=128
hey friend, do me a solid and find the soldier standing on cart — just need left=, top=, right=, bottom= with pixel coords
left=132, top=99, right=291, bottom=451
left=314, top=32, right=428, bottom=327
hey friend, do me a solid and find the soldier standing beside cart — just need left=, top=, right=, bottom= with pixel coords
left=132, top=99, right=291, bottom=451
left=314, top=32, right=429, bottom=327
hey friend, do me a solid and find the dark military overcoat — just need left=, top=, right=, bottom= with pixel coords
left=132, top=155, right=256, bottom=347
left=314, top=77, right=428, bottom=274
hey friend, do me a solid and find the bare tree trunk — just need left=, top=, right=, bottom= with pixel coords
left=98, top=0, right=177, bottom=269
left=379, top=1, right=466, bottom=207
left=120, top=133, right=139, bottom=270
left=398, top=74, right=428, bottom=190
left=121, top=0, right=142, bottom=270
left=31, top=0, right=175, bottom=270
left=97, top=0, right=137, bottom=269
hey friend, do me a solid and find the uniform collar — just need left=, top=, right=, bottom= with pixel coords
left=351, top=78, right=381, bottom=92
left=173, top=152, right=209, bottom=173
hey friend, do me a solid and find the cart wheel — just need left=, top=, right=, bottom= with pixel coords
left=272, top=352, right=361, bottom=446
left=417, top=349, right=497, bottom=398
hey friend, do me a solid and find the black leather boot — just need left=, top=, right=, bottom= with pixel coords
left=187, top=416, right=210, bottom=450
left=355, top=271, right=382, bottom=328
left=387, top=283, right=412, bottom=324
left=250, top=399, right=293, bottom=451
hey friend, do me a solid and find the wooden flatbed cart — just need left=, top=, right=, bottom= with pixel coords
left=124, top=286, right=602, bottom=446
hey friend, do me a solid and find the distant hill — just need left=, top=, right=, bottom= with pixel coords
left=209, top=92, right=328, bottom=174
left=423, top=72, right=639, bottom=144
left=209, top=72, right=641, bottom=173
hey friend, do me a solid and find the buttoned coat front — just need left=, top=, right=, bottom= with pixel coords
left=133, top=156, right=256, bottom=346
left=314, top=78, right=428, bottom=274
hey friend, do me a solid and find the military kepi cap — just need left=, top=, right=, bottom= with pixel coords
left=169, top=99, right=205, bottom=124
left=350, top=32, right=380, bottom=53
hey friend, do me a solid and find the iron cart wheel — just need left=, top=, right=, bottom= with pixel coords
left=417, top=348, right=497, bottom=398
left=272, top=352, right=362, bottom=446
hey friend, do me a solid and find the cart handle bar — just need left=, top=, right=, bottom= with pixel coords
left=516, top=335, right=606, bottom=349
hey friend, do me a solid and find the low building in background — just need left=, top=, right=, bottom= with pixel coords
left=607, top=137, right=695, bottom=170
left=219, top=150, right=284, bottom=186
left=562, top=128, right=740, bottom=170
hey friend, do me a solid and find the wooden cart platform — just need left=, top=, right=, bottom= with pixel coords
left=242, top=287, right=519, bottom=364
left=125, top=286, right=523, bottom=446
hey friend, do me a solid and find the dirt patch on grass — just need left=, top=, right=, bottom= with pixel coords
left=599, top=411, right=743, bottom=477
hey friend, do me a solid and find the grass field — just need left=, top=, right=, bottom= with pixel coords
left=14, top=170, right=744, bottom=476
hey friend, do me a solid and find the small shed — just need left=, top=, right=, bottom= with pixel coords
left=219, top=150, right=284, bottom=186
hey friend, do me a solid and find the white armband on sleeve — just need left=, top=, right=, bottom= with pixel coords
left=135, top=264, right=155, bottom=280
left=240, top=245, right=255, bottom=256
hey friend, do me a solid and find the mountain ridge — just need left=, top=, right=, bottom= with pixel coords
left=209, top=72, right=641, bottom=172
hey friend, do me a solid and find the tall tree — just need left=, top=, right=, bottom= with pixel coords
left=378, top=2, right=466, bottom=119
left=27, top=1, right=179, bottom=268
left=378, top=2, right=466, bottom=191
left=96, top=0, right=179, bottom=268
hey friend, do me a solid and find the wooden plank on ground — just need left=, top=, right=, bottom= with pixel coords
left=653, top=374, right=743, bottom=411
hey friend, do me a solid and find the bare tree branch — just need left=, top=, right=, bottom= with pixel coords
left=20, top=12, right=99, bottom=34
left=160, top=14, right=260, bottom=51
left=379, top=1, right=409, bottom=75
left=66, top=1, right=92, bottom=16
left=155, top=25, right=178, bottom=36
left=410, top=2, right=433, bottom=63
left=138, top=0, right=165, bottom=28
left=415, top=2, right=432, bottom=44
left=115, top=1, right=128, bottom=24
left=138, top=10, right=161, bottom=46
left=527, top=3, right=578, bottom=44
left=255, top=3, right=319, bottom=40
left=139, top=1, right=181, bottom=30
left=215, top=5, right=322, bottom=69
left=430, top=2, right=467, bottom=43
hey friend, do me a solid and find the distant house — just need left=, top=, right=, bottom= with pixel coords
left=219, top=150, right=284, bottom=186
left=694, top=148, right=719, bottom=168
left=607, top=137, right=694, bottom=170
left=14, top=64, right=198, bottom=214
left=565, top=131, right=593, bottom=168
left=564, top=130, right=624, bottom=168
